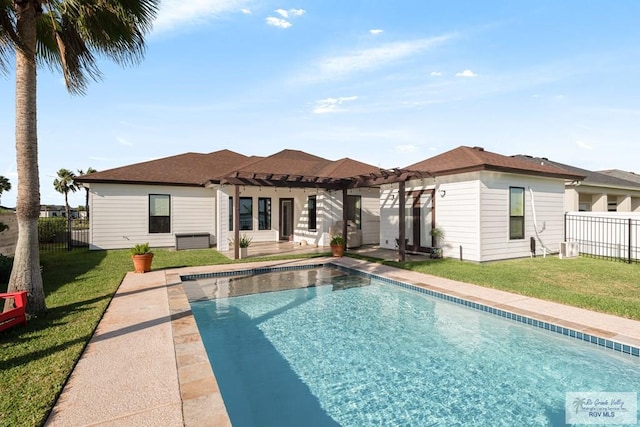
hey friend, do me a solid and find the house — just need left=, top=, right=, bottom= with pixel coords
left=40, top=205, right=84, bottom=219
left=379, top=146, right=585, bottom=262
left=514, top=157, right=640, bottom=212
left=76, top=149, right=383, bottom=254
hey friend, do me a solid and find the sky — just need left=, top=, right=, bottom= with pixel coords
left=1, top=0, right=640, bottom=208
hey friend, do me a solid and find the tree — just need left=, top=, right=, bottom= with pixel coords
left=1, top=1, right=159, bottom=314
left=0, top=175, right=10, bottom=206
left=53, top=168, right=77, bottom=219
left=76, top=167, right=97, bottom=220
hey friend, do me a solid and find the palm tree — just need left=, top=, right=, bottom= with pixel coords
left=76, top=167, right=97, bottom=220
left=0, top=175, right=11, bottom=207
left=53, top=168, right=77, bottom=219
left=1, top=1, right=159, bottom=314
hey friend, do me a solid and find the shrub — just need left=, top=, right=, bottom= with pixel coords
left=0, top=254, right=13, bottom=285
left=38, top=217, right=67, bottom=243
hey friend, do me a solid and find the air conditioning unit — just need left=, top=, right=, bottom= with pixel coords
left=559, top=241, right=579, bottom=259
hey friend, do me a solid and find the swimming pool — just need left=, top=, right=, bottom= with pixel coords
left=186, top=266, right=640, bottom=426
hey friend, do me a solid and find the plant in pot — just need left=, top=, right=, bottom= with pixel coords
left=235, top=234, right=252, bottom=258
left=131, top=243, right=154, bottom=273
left=430, top=227, right=444, bottom=258
left=330, top=235, right=345, bottom=257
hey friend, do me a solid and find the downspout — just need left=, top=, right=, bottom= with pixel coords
left=528, top=187, right=550, bottom=256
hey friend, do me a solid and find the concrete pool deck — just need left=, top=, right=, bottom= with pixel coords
left=45, top=256, right=640, bottom=426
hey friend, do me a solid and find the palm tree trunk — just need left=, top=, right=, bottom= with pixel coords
left=5, top=1, right=46, bottom=314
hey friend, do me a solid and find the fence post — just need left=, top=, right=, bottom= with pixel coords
left=629, top=218, right=633, bottom=264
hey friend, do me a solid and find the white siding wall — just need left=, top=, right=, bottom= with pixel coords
left=359, top=188, right=381, bottom=245
left=216, top=188, right=230, bottom=251
left=379, top=171, right=565, bottom=262
left=379, top=184, right=399, bottom=250
left=89, top=183, right=215, bottom=250
left=434, top=175, right=481, bottom=261
left=479, top=172, right=565, bottom=262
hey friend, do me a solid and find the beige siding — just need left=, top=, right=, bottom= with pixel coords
left=89, top=183, right=215, bottom=250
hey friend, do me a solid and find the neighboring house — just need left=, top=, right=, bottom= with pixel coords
left=40, top=205, right=83, bottom=219
left=76, top=149, right=382, bottom=252
left=514, top=157, right=640, bottom=212
left=599, top=169, right=640, bottom=185
left=379, top=146, right=584, bottom=262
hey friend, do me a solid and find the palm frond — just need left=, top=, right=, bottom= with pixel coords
left=36, top=0, right=159, bottom=95
left=0, top=2, right=17, bottom=74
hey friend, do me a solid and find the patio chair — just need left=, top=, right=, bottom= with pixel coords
left=0, top=291, right=28, bottom=333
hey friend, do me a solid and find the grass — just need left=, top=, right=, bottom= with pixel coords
left=348, top=253, right=640, bottom=321
left=0, top=249, right=638, bottom=426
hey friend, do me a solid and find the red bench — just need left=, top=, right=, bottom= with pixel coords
left=0, top=291, right=28, bottom=333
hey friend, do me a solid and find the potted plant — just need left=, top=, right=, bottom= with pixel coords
left=131, top=243, right=154, bottom=273
left=430, top=227, right=444, bottom=258
left=236, top=234, right=252, bottom=259
left=330, top=235, right=345, bottom=257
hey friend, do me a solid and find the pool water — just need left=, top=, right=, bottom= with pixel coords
left=189, top=267, right=640, bottom=426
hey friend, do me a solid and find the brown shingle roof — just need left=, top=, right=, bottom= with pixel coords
left=406, top=146, right=584, bottom=180
left=76, top=150, right=256, bottom=186
left=233, top=149, right=331, bottom=176
left=75, top=148, right=382, bottom=188
left=318, top=158, right=381, bottom=178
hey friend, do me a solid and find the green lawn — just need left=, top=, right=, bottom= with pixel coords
left=0, top=250, right=638, bottom=426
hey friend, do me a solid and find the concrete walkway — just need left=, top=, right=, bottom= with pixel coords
left=45, top=256, right=640, bottom=426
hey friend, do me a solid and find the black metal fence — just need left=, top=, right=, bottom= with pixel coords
left=38, top=217, right=89, bottom=252
left=565, top=213, right=640, bottom=263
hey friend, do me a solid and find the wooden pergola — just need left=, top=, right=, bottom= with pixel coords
left=215, top=168, right=432, bottom=261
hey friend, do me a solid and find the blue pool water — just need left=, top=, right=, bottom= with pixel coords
left=189, top=267, right=640, bottom=426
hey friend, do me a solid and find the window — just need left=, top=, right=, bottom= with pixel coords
left=149, top=194, right=170, bottom=233
left=258, top=198, right=271, bottom=230
left=228, top=197, right=233, bottom=231
left=509, top=187, right=524, bottom=240
left=346, top=195, right=362, bottom=229
left=308, top=195, right=317, bottom=231
left=239, top=197, right=253, bottom=230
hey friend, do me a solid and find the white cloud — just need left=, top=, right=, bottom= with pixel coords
left=396, top=144, right=419, bottom=153
left=370, top=29, right=384, bottom=35
left=266, top=16, right=292, bottom=28
left=154, top=0, right=250, bottom=33
left=455, top=69, right=478, bottom=77
left=240, top=8, right=251, bottom=14
left=305, top=35, right=453, bottom=82
left=117, top=137, right=134, bottom=147
left=430, top=71, right=442, bottom=76
left=312, top=96, right=358, bottom=114
left=274, top=8, right=289, bottom=18
left=575, top=140, right=593, bottom=150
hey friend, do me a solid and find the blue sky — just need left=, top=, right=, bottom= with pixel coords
left=1, top=0, right=640, bottom=208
